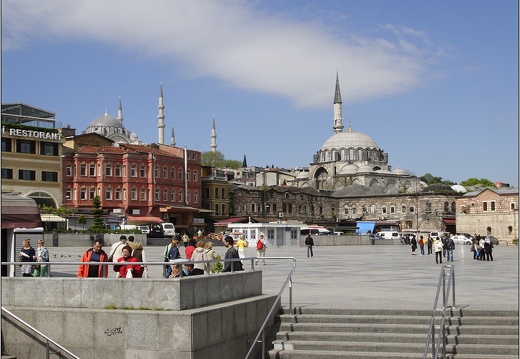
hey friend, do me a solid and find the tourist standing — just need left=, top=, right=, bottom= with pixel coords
left=114, top=245, right=143, bottom=278
left=19, top=239, right=36, bottom=277
left=434, top=238, right=444, bottom=264
left=410, top=235, right=417, bottom=255
left=236, top=235, right=248, bottom=262
left=305, top=234, right=314, bottom=258
left=33, top=239, right=50, bottom=277
left=418, top=236, right=425, bottom=255
left=427, top=235, right=433, bottom=255
left=255, top=233, right=267, bottom=265
left=191, top=240, right=209, bottom=275
left=222, top=236, right=243, bottom=272
left=446, top=236, right=455, bottom=262
left=77, top=239, right=109, bottom=278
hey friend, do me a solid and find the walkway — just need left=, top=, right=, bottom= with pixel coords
left=46, top=243, right=518, bottom=310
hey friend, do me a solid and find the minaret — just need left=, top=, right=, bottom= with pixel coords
left=170, top=127, right=176, bottom=147
left=117, top=97, right=123, bottom=123
left=333, top=72, right=344, bottom=134
left=158, top=83, right=165, bottom=144
left=210, top=116, right=217, bottom=152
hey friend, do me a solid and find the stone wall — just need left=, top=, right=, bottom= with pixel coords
left=1, top=271, right=276, bottom=359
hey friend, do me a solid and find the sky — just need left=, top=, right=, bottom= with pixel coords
left=2, top=0, right=518, bottom=186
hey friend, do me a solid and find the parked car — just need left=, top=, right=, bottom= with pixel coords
left=485, top=236, right=499, bottom=245
left=450, top=234, right=472, bottom=245
left=139, top=225, right=150, bottom=235
left=376, top=231, right=401, bottom=240
left=161, top=223, right=176, bottom=237
left=147, top=223, right=164, bottom=238
left=333, top=231, right=345, bottom=235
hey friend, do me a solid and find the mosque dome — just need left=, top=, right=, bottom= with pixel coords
left=451, top=184, right=467, bottom=193
left=87, top=113, right=122, bottom=128
left=357, top=164, right=374, bottom=173
left=339, top=164, right=359, bottom=175
left=321, top=128, right=379, bottom=151
left=392, top=167, right=409, bottom=175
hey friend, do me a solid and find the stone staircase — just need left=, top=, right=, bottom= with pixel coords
left=268, top=307, right=518, bottom=359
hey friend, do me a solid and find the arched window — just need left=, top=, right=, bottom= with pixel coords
left=426, top=202, right=432, bottom=213
left=451, top=202, right=456, bottom=212
left=444, top=202, right=449, bottom=212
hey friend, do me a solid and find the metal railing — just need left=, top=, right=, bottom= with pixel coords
left=423, top=265, right=455, bottom=359
left=1, top=306, right=80, bottom=359
left=245, top=256, right=297, bottom=359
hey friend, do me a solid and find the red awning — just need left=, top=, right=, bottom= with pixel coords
left=126, top=215, right=162, bottom=224
left=1, top=193, right=42, bottom=229
left=214, top=216, right=251, bottom=227
left=443, top=219, right=456, bottom=225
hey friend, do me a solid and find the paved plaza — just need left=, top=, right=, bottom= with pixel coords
left=44, top=243, right=518, bottom=310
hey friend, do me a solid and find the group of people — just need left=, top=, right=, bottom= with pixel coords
left=410, top=234, right=455, bottom=263
left=16, top=230, right=270, bottom=279
left=471, top=235, right=494, bottom=261
left=163, top=232, right=268, bottom=277
left=75, top=235, right=147, bottom=278
left=18, top=238, right=49, bottom=277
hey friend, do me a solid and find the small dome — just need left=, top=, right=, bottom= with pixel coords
left=451, top=184, right=467, bottom=193
left=296, top=171, right=309, bottom=179
left=339, top=164, right=358, bottom=175
left=357, top=164, right=373, bottom=172
left=393, top=167, right=408, bottom=175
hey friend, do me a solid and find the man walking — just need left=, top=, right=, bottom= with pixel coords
left=77, top=239, right=109, bottom=277
left=305, top=233, right=314, bottom=258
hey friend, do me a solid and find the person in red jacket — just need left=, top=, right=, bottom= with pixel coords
left=114, top=245, right=143, bottom=278
left=77, top=239, right=109, bottom=278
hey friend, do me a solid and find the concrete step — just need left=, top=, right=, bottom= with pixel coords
left=279, top=322, right=430, bottom=334
left=269, top=349, right=426, bottom=358
left=277, top=330, right=426, bottom=343
left=270, top=307, right=518, bottom=359
left=272, top=339, right=434, bottom=354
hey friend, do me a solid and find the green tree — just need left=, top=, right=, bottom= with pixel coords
left=460, top=178, right=495, bottom=188
left=201, top=151, right=241, bottom=169
left=201, top=151, right=225, bottom=167
left=420, top=173, right=455, bottom=186
left=78, top=214, right=87, bottom=230
left=90, top=196, right=105, bottom=233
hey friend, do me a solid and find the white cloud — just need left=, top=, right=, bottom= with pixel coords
left=2, top=0, right=444, bottom=107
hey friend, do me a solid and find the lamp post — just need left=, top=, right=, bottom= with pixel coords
left=65, top=195, right=70, bottom=231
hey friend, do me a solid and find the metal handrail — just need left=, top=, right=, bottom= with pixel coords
left=245, top=256, right=297, bottom=359
left=423, top=265, right=455, bottom=359
left=2, top=306, right=80, bottom=359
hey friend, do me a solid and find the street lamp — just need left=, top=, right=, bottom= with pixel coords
left=65, top=195, right=70, bottom=230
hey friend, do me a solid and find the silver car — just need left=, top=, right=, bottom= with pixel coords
left=450, top=234, right=472, bottom=245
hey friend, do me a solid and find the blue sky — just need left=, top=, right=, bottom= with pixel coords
left=2, top=0, right=518, bottom=186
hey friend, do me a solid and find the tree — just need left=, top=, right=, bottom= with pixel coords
left=78, top=214, right=87, bottom=230
left=460, top=178, right=495, bottom=188
left=201, top=151, right=241, bottom=169
left=420, top=173, right=455, bottom=186
left=201, top=151, right=225, bottom=167
left=90, top=196, right=105, bottom=233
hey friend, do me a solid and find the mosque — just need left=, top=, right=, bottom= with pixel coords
left=79, top=75, right=421, bottom=197
left=306, top=74, right=421, bottom=194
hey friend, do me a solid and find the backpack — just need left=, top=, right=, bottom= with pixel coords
left=256, top=239, right=264, bottom=250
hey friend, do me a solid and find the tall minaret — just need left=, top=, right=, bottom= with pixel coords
left=333, top=72, right=344, bottom=134
left=170, top=127, right=176, bottom=147
left=158, top=83, right=165, bottom=144
left=210, top=116, right=217, bottom=152
left=117, top=97, right=123, bottom=123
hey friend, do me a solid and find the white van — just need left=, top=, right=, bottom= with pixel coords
left=161, top=223, right=176, bottom=237
left=376, top=231, right=401, bottom=240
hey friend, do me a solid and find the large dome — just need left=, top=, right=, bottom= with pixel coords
left=321, top=129, right=379, bottom=150
left=88, top=113, right=122, bottom=128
